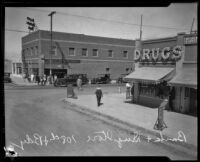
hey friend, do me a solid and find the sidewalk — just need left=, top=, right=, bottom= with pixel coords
left=64, top=92, right=197, bottom=150
left=10, top=75, right=38, bottom=86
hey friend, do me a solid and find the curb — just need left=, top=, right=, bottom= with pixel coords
left=62, top=99, right=197, bottom=158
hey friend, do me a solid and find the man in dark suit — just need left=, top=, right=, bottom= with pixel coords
left=95, top=86, right=103, bottom=107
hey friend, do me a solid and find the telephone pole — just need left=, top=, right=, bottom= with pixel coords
left=48, top=11, right=56, bottom=76
left=140, top=15, right=143, bottom=41
left=190, top=18, right=195, bottom=34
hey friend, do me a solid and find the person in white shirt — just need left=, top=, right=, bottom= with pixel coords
left=126, top=82, right=131, bottom=99
left=30, top=73, right=34, bottom=82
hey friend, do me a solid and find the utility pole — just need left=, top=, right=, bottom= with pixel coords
left=190, top=18, right=195, bottom=34
left=140, top=15, right=143, bottom=41
left=48, top=11, right=56, bottom=76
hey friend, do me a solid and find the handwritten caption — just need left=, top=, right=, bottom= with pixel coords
left=9, top=130, right=187, bottom=151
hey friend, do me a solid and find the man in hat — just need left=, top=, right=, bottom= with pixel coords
left=95, top=86, right=103, bottom=107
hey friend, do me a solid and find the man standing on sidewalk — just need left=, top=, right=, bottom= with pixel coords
left=95, top=86, right=103, bottom=107
left=126, top=82, right=131, bottom=99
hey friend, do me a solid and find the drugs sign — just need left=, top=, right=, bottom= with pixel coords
left=134, top=45, right=183, bottom=62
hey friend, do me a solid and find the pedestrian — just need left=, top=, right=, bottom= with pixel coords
left=77, top=76, right=82, bottom=90
left=95, top=86, right=103, bottom=107
left=27, top=74, right=31, bottom=83
left=36, top=74, right=40, bottom=85
left=54, top=74, right=57, bottom=84
left=43, top=74, right=47, bottom=86
left=40, top=75, right=44, bottom=86
left=46, top=75, right=50, bottom=85
left=126, top=82, right=131, bottom=99
left=22, top=73, right=26, bottom=82
left=30, top=73, right=34, bottom=82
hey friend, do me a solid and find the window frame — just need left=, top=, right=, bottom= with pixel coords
left=81, top=48, right=88, bottom=57
left=92, top=49, right=99, bottom=57
left=123, top=51, right=128, bottom=58
left=69, top=47, right=75, bottom=56
left=108, top=50, right=113, bottom=58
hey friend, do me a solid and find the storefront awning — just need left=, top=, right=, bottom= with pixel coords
left=124, top=67, right=175, bottom=83
left=168, top=67, right=197, bottom=89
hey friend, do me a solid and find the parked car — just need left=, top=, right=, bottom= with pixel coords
left=4, top=73, right=12, bottom=83
left=91, top=74, right=111, bottom=84
left=117, top=74, right=129, bottom=83
left=54, top=74, right=88, bottom=87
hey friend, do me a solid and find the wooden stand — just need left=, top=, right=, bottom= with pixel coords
left=154, top=100, right=168, bottom=131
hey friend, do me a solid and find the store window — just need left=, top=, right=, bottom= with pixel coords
left=139, top=81, right=169, bottom=98
left=92, top=49, right=98, bottom=57
left=108, top=50, right=113, bottom=58
left=139, top=82, right=156, bottom=97
left=123, top=51, right=128, bottom=58
left=69, top=48, right=75, bottom=56
left=82, top=48, right=88, bottom=57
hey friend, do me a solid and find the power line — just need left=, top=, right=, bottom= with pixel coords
left=17, top=7, right=189, bottom=31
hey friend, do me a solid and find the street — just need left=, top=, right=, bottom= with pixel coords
left=4, top=85, right=196, bottom=159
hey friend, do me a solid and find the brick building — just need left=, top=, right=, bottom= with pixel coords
left=22, top=30, right=135, bottom=80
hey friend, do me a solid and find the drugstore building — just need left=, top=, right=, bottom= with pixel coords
left=125, top=32, right=197, bottom=115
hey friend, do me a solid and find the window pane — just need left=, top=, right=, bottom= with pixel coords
left=123, top=51, right=128, bottom=58
left=82, top=48, right=87, bottom=56
left=108, top=50, right=113, bottom=57
left=92, top=49, right=98, bottom=56
left=69, top=48, right=75, bottom=56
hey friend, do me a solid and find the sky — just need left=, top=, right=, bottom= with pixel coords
left=5, top=3, right=198, bottom=62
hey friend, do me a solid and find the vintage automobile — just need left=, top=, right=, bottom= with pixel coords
left=4, top=73, right=12, bottom=83
left=54, top=74, right=88, bottom=87
left=91, top=74, right=111, bottom=84
left=117, top=73, right=129, bottom=83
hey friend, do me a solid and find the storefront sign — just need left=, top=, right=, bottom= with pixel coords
left=134, top=45, right=182, bottom=62
left=184, top=36, right=197, bottom=45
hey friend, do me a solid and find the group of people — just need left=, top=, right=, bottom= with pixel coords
left=23, top=73, right=57, bottom=86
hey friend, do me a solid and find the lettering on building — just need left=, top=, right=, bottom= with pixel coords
left=134, top=45, right=183, bottom=62
left=184, top=36, right=197, bottom=45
